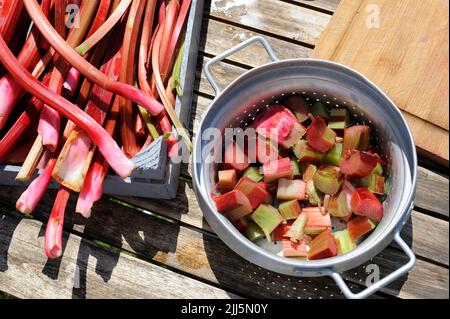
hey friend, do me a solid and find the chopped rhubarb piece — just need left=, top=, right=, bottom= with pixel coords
left=218, top=169, right=238, bottom=194
left=343, top=125, right=370, bottom=152
left=306, top=116, right=336, bottom=153
left=285, top=213, right=308, bottom=242
left=232, top=218, right=248, bottom=233
left=333, top=229, right=356, bottom=255
left=262, top=157, right=293, bottom=183
left=307, top=229, right=338, bottom=260
left=292, top=140, right=325, bottom=163
left=246, top=135, right=279, bottom=164
left=302, top=207, right=332, bottom=234
left=291, top=158, right=301, bottom=176
left=272, top=220, right=293, bottom=241
left=360, top=173, right=386, bottom=195
left=347, top=216, right=376, bottom=241
left=234, top=177, right=272, bottom=210
left=214, top=190, right=253, bottom=221
left=243, top=166, right=263, bottom=182
left=224, top=141, right=250, bottom=171
left=350, top=188, right=384, bottom=221
left=306, top=180, right=321, bottom=205
left=313, top=165, right=343, bottom=195
left=252, top=105, right=306, bottom=149
left=323, top=142, right=343, bottom=166
left=340, top=150, right=378, bottom=178
left=302, top=164, right=317, bottom=181
left=244, top=221, right=265, bottom=242
left=257, top=181, right=275, bottom=194
left=278, top=200, right=302, bottom=220
left=327, top=191, right=353, bottom=221
left=282, top=95, right=310, bottom=122
left=251, top=204, right=284, bottom=242
left=311, top=101, right=329, bottom=119
left=277, top=178, right=307, bottom=201
left=328, top=108, right=349, bottom=131
left=282, top=236, right=312, bottom=257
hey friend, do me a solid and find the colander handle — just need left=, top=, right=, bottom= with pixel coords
left=204, top=36, right=279, bottom=96
left=329, top=231, right=416, bottom=299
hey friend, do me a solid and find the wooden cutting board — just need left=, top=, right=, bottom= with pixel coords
left=313, top=0, right=449, bottom=165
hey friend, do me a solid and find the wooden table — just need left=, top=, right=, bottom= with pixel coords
left=0, top=0, right=448, bottom=299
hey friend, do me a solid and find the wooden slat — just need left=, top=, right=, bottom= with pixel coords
left=208, top=0, right=331, bottom=46
left=285, top=0, right=340, bottom=13
left=0, top=213, right=238, bottom=299
left=416, top=167, right=449, bottom=217
left=201, top=18, right=313, bottom=66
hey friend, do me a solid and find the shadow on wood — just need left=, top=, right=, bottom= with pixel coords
left=0, top=213, right=20, bottom=272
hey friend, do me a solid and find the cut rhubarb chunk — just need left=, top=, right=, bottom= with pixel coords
left=243, top=166, right=263, bottom=182
left=262, top=157, right=293, bottom=183
left=343, top=125, right=370, bottom=152
left=214, top=190, right=253, bottom=221
left=246, top=136, right=279, bottom=164
left=232, top=218, right=248, bottom=233
left=252, top=105, right=306, bottom=149
left=340, top=150, right=378, bottom=178
left=251, top=204, right=284, bottom=242
left=224, top=141, right=250, bottom=171
left=347, top=216, right=376, bottom=241
left=291, top=158, right=301, bottom=176
left=234, top=177, right=272, bottom=210
left=307, top=229, right=338, bottom=260
left=272, top=220, right=293, bottom=241
left=282, top=236, right=312, bottom=257
left=244, top=221, right=265, bottom=242
left=327, top=191, right=353, bottom=221
left=313, top=165, right=343, bottom=195
left=328, top=108, right=349, bottom=131
left=278, top=200, right=302, bottom=221
left=218, top=169, right=238, bottom=194
left=323, top=142, right=343, bottom=166
left=333, top=229, right=356, bottom=255
left=302, top=207, right=332, bottom=234
left=311, top=101, right=329, bottom=119
left=360, top=173, right=385, bottom=195
left=306, top=116, right=336, bottom=153
left=292, top=140, right=325, bottom=163
left=302, top=164, right=317, bottom=182
left=285, top=213, right=308, bottom=242
left=282, top=95, right=310, bottom=123
left=277, top=178, right=306, bottom=201
left=306, top=180, right=321, bottom=205
left=350, top=188, right=384, bottom=221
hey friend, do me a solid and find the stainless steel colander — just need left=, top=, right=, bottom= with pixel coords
left=192, top=36, right=417, bottom=299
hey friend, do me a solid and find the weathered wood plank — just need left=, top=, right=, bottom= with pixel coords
left=201, top=18, right=313, bottom=66
left=416, top=167, right=449, bottom=217
left=208, top=0, right=331, bottom=46
left=0, top=213, right=238, bottom=299
left=286, top=0, right=340, bottom=13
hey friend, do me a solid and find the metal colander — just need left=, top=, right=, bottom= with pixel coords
left=193, top=36, right=417, bottom=299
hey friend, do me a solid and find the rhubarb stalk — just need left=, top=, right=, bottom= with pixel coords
left=23, top=0, right=164, bottom=116
left=119, top=0, right=146, bottom=157
left=45, top=187, right=70, bottom=259
left=0, top=35, right=135, bottom=179
left=76, top=97, right=120, bottom=217
left=53, top=31, right=123, bottom=191
left=152, top=26, right=192, bottom=151
left=38, top=0, right=100, bottom=151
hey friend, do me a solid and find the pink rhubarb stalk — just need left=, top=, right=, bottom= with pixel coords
left=23, top=0, right=164, bottom=116
left=53, top=33, right=123, bottom=191
left=45, top=187, right=70, bottom=259
left=0, top=35, right=135, bottom=179
left=76, top=98, right=120, bottom=217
